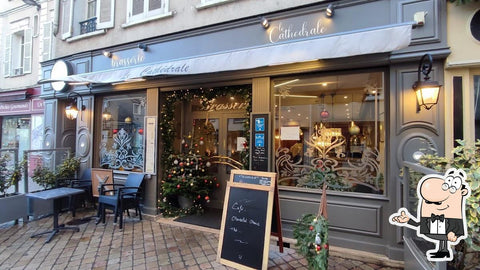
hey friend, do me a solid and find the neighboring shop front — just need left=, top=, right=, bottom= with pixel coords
left=40, top=0, right=449, bottom=260
left=0, top=88, right=44, bottom=193
left=444, top=3, right=480, bottom=152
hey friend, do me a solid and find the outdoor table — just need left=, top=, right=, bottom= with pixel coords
left=27, top=187, right=85, bottom=243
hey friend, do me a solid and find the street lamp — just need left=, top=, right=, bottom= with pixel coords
left=65, top=92, right=86, bottom=120
left=412, top=53, right=441, bottom=112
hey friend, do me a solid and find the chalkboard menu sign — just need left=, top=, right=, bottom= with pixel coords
left=217, top=170, right=276, bottom=270
left=251, top=113, right=270, bottom=172
left=232, top=173, right=271, bottom=186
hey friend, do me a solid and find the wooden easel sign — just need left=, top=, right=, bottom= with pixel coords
left=217, top=170, right=276, bottom=270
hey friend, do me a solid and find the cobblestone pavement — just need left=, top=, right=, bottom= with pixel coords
left=0, top=209, right=404, bottom=269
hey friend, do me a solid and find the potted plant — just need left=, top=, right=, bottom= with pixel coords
left=292, top=183, right=329, bottom=270
left=293, top=213, right=329, bottom=270
left=28, top=157, right=80, bottom=217
left=31, top=156, right=80, bottom=189
left=0, top=154, right=27, bottom=224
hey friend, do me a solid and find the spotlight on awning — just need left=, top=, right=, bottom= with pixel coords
left=261, top=17, right=270, bottom=29
left=326, top=4, right=335, bottom=18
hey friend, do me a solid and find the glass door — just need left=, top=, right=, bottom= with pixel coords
left=192, top=112, right=247, bottom=209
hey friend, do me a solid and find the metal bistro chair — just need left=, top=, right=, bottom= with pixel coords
left=96, top=172, right=145, bottom=229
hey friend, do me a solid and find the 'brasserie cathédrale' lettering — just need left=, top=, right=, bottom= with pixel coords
left=203, top=102, right=248, bottom=112
left=111, top=53, right=145, bottom=68
left=269, top=20, right=327, bottom=43
left=140, top=64, right=190, bottom=76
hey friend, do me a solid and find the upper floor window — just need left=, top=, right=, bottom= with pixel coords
left=201, top=0, right=231, bottom=3
left=87, top=0, right=97, bottom=19
left=196, top=0, right=236, bottom=9
left=42, top=22, right=53, bottom=61
left=3, top=29, right=32, bottom=77
left=61, top=0, right=114, bottom=40
left=127, top=0, right=170, bottom=24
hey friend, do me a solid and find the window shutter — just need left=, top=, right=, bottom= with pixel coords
left=97, top=0, right=114, bottom=29
left=61, top=0, right=73, bottom=39
left=23, top=28, right=33, bottom=74
left=3, top=34, right=12, bottom=77
left=42, top=22, right=53, bottom=61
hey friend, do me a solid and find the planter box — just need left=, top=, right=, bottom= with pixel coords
left=0, top=193, right=28, bottom=223
left=404, top=236, right=446, bottom=270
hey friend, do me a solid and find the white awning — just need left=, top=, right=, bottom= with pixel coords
left=42, top=23, right=412, bottom=85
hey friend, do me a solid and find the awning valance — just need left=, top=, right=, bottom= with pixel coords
left=0, top=89, right=33, bottom=102
left=41, top=23, right=412, bottom=85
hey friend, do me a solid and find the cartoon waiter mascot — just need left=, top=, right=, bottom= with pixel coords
left=390, top=168, right=471, bottom=261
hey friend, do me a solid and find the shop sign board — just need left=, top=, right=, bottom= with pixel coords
left=217, top=170, right=277, bottom=270
left=251, top=113, right=270, bottom=172
left=144, top=116, right=157, bottom=175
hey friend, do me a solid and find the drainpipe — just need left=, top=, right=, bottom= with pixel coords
left=53, top=0, right=60, bottom=36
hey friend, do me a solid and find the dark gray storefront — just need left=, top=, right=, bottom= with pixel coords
left=40, top=0, right=448, bottom=261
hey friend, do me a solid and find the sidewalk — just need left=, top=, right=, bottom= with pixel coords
left=0, top=209, right=404, bottom=269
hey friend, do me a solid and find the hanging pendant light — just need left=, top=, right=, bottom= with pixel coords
left=348, top=121, right=360, bottom=135
left=320, top=94, right=330, bottom=120
left=348, top=94, right=360, bottom=135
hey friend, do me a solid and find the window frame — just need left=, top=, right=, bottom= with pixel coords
left=196, top=0, right=237, bottom=10
left=87, top=0, right=97, bottom=19
left=126, top=0, right=170, bottom=24
left=471, top=69, right=480, bottom=141
left=3, top=28, right=32, bottom=77
left=97, top=93, right=147, bottom=172
left=272, top=70, right=387, bottom=196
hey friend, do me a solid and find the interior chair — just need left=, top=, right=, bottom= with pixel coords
left=96, top=172, right=145, bottom=229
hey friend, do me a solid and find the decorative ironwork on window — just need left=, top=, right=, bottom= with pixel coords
left=100, top=128, right=144, bottom=171
left=80, top=17, right=97, bottom=34
left=99, top=94, right=146, bottom=172
left=276, top=142, right=383, bottom=193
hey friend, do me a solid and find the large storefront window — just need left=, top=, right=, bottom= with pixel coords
left=99, top=93, right=146, bottom=172
left=1, top=115, right=31, bottom=155
left=274, top=72, right=386, bottom=194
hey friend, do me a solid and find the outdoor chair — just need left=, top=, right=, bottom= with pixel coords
left=57, top=169, right=93, bottom=212
left=96, top=172, right=145, bottom=229
left=53, top=169, right=92, bottom=217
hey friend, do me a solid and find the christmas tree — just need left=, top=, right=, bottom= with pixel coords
left=159, top=133, right=218, bottom=217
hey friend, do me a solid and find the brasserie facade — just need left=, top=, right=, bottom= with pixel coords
left=40, top=0, right=449, bottom=261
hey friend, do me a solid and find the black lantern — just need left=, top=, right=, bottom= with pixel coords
left=65, top=92, right=86, bottom=120
left=412, top=53, right=441, bottom=111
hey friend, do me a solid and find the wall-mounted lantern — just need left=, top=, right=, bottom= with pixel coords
left=412, top=53, right=441, bottom=112
left=65, top=92, right=86, bottom=120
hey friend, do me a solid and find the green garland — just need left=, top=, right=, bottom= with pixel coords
left=159, top=86, right=252, bottom=216
left=293, top=213, right=329, bottom=270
